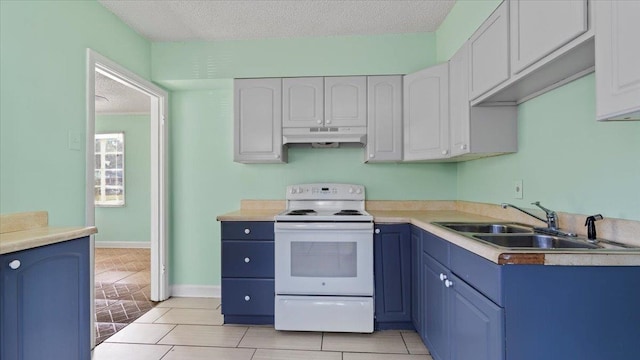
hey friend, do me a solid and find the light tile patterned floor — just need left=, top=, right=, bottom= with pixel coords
left=92, top=297, right=433, bottom=360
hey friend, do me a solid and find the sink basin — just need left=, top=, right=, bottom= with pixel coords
left=473, top=234, right=601, bottom=249
left=436, top=222, right=533, bottom=234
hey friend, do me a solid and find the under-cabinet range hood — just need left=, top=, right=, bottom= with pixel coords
left=282, top=126, right=367, bottom=146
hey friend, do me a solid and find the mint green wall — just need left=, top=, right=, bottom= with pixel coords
left=436, top=0, right=501, bottom=62
left=157, top=34, right=459, bottom=285
left=95, top=115, right=151, bottom=244
left=0, top=0, right=151, bottom=226
left=439, top=2, right=640, bottom=221
left=152, top=33, right=437, bottom=89
left=458, top=74, right=640, bottom=221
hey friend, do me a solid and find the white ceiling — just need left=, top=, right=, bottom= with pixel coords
left=97, top=0, right=456, bottom=42
left=95, top=72, right=150, bottom=115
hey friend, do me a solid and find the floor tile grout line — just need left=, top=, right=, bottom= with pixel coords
left=400, top=331, right=411, bottom=355
left=235, top=325, right=251, bottom=348
left=158, top=345, right=174, bottom=360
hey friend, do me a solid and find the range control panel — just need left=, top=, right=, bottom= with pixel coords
left=285, top=183, right=365, bottom=201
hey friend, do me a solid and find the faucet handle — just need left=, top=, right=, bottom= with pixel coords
left=531, top=201, right=558, bottom=229
left=531, top=201, right=554, bottom=215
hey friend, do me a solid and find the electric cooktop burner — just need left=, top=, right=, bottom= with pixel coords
left=334, top=210, right=363, bottom=216
left=286, top=209, right=317, bottom=215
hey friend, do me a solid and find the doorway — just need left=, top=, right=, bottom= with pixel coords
left=86, top=49, right=169, bottom=346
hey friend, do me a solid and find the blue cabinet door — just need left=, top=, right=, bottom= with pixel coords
left=449, top=273, right=504, bottom=360
left=410, top=226, right=423, bottom=333
left=422, top=252, right=450, bottom=360
left=0, top=237, right=90, bottom=360
left=374, top=224, right=412, bottom=328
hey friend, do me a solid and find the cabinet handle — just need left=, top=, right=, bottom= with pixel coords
left=275, top=154, right=280, bottom=159
left=244, top=228, right=251, bottom=235
left=375, top=229, right=380, bottom=234
left=9, top=260, right=21, bottom=270
left=244, top=295, right=251, bottom=301
left=369, top=154, right=374, bottom=158
left=441, top=149, right=449, bottom=155
left=244, top=257, right=250, bottom=263
left=439, top=273, right=447, bottom=281
left=461, top=144, right=468, bottom=150
left=445, top=279, right=454, bottom=288
left=326, top=119, right=332, bottom=124
left=317, top=120, right=322, bottom=124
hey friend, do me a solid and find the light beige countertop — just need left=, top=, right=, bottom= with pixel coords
left=217, top=200, right=640, bottom=266
left=0, top=211, right=97, bottom=255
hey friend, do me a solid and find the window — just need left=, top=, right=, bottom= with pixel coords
left=95, top=133, right=125, bottom=206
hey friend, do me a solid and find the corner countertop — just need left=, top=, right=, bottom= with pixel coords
left=216, top=201, right=640, bottom=266
left=0, top=211, right=97, bottom=255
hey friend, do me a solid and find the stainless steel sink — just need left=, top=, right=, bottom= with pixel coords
left=436, top=222, right=533, bottom=234
left=473, top=234, right=601, bottom=249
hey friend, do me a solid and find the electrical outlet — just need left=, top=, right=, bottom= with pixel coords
left=514, top=180, right=523, bottom=199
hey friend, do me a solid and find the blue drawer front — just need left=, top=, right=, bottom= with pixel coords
left=222, top=241, right=274, bottom=278
left=221, top=279, right=274, bottom=315
left=450, top=245, right=503, bottom=306
left=222, top=221, right=274, bottom=240
left=422, top=231, right=450, bottom=267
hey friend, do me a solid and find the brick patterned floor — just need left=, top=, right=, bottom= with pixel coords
left=95, top=248, right=157, bottom=344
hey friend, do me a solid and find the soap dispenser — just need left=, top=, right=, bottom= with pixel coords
left=585, top=214, right=604, bottom=242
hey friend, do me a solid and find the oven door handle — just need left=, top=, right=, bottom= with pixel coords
left=275, top=222, right=373, bottom=231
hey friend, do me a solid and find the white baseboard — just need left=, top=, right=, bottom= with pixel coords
left=170, top=285, right=221, bottom=298
left=95, top=241, right=151, bottom=249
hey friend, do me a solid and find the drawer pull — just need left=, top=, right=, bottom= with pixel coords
left=9, top=260, right=21, bottom=270
left=439, top=273, right=447, bottom=281
left=244, top=228, right=250, bottom=234
left=244, top=257, right=250, bottom=263
left=244, top=295, right=251, bottom=301
left=375, top=229, right=380, bottom=234
left=445, top=279, right=454, bottom=288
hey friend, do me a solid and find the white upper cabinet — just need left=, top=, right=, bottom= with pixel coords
left=325, top=76, right=367, bottom=127
left=366, top=76, right=403, bottom=162
left=449, top=44, right=517, bottom=160
left=595, top=0, right=640, bottom=121
left=449, top=44, right=471, bottom=158
left=234, top=78, right=285, bottom=163
left=283, top=77, right=324, bottom=127
left=403, top=63, right=450, bottom=161
left=469, top=1, right=510, bottom=100
left=510, top=0, right=588, bottom=75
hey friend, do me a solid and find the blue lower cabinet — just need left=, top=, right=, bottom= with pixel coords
left=0, top=237, right=90, bottom=360
left=410, top=226, right=423, bottom=332
left=374, top=224, right=412, bottom=330
left=220, top=221, right=275, bottom=325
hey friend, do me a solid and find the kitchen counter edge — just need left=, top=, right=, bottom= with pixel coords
left=216, top=209, right=640, bottom=266
left=1, top=226, right=97, bottom=255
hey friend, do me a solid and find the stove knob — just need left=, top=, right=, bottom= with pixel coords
left=356, top=188, right=362, bottom=195
left=297, top=187, right=304, bottom=194
left=349, top=188, right=354, bottom=194
left=290, top=188, right=297, bottom=194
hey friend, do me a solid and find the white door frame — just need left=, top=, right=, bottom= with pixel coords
left=85, top=49, right=170, bottom=343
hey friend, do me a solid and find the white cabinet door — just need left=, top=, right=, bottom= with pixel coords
left=469, top=1, right=510, bottom=100
left=449, top=44, right=471, bottom=158
left=325, top=76, right=367, bottom=127
left=234, top=78, right=285, bottom=163
left=595, top=0, right=640, bottom=121
left=403, top=63, right=450, bottom=161
left=510, top=0, right=588, bottom=75
left=366, top=76, right=403, bottom=162
left=283, top=77, right=324, bottom=128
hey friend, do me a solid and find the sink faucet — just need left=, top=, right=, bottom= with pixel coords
left=501, top=202, right=575, bottom=236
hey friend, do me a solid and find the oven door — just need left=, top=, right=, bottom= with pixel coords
left=275, top=222, right=373, bottom=296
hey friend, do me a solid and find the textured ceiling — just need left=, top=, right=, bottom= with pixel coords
left=95, top=72, right=150, bottom=114
left=98, top=0, right=456, bottom=41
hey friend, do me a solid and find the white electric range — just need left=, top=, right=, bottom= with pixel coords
left=274, top=183, right=374, bottom=333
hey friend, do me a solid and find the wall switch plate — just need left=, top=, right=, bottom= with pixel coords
left=68, top=131, right=81, bottom=151
left=514, top=180, right=523, bottom=199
